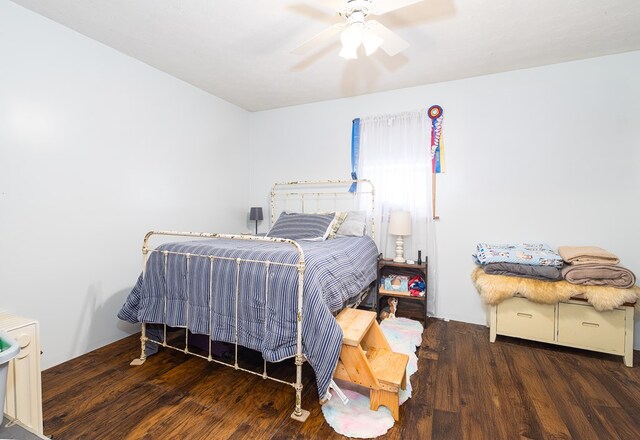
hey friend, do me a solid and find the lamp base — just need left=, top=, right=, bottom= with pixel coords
left=393, top=236, right=406, bottom=263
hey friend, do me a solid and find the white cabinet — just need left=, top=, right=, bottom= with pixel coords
left=0, top=313, right=43, bottom=435
left=490, top=297, right=634, bottom=367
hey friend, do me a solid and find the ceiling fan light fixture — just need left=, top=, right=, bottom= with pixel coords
left=362, top=30, right=383, bottom=56
left=339, top=22, right=364, bottom=59
left=293, top=0, right=419, bottom=59
left=339, top=44, right=359, bottom=59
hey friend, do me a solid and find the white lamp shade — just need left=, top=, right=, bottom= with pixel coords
left=339, top=23, right=363, bottom=59
left=339, top=44, right=358, bottom=59
left=340, top=22, right=364, bottom=49
left=388, top=211, right=412, bottom=236
left=362, top=29, right=383, bottom=56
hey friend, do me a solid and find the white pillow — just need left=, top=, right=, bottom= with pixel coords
left=336, top=211, right=367, bottom=237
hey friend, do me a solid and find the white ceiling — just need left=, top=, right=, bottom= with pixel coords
left=10, top=0, right=640, bottom=111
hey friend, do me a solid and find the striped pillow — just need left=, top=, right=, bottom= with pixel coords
left=266, top=212, right=336, bottom=241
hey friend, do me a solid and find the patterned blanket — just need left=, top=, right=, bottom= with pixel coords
left=474, top=243, right=563, bottom=268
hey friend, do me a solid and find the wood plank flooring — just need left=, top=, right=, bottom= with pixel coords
left=42, top=319, right=640, bottom=439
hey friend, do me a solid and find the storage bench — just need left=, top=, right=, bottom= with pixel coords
left=489, top=296, right=635, bottom=366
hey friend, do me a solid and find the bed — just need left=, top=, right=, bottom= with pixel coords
left=118, top=179, right=378, bottom=421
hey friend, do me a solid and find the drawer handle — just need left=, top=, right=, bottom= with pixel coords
left=516, top=313, right=533, bottom=318
left=582, top=322, right=600, bottom=328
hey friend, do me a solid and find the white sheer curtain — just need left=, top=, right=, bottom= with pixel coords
left=358, top=110, right=437, bottom=315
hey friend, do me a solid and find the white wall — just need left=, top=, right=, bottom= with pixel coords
left=0, top=1, right=250, bottom=368
left=2, top=0, right=638, bottom=367
left=249, top=51, right=640, bottom=345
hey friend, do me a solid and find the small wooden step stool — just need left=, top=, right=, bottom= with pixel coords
left=334, top=308, right=409, bottom=421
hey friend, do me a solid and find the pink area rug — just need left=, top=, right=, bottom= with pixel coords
left=321, top=317, right=424, bottom=438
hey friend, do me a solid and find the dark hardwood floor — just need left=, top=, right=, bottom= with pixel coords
left=42, top=319, right=640, bottom=439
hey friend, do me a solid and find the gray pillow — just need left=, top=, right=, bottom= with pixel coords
left=337, top=211, right=367, bottom=237
left=266, top=212, right=336, bottom=241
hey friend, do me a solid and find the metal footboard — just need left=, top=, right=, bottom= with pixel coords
left=130, top=230, right=310, bottom=422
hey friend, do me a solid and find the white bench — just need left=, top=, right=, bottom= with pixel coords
left=490, top=296, right=635, bottom=367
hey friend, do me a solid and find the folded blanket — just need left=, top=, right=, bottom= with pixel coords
left=562, top=264, right=636, bottom=289
left=474, top=243, right=563, bottom=268
left=482, top=262, right=562, bottom=281
left=558, top=246, right=620, bottom=266
left=471, top=267, right=640, bottom=312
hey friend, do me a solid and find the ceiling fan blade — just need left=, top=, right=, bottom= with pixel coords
left=370, top=0, right=423, bottom=15
left=292, top=23, right=346, bottom=55
left=315, top=0, right=347, bottom=12
left=366, top=20, right=409, bottom=56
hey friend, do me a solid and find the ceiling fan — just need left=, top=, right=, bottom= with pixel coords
left=293, top=0, right=423, bottom=59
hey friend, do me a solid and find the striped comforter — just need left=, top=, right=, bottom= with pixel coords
left=118, top=236, right=378, bottom=398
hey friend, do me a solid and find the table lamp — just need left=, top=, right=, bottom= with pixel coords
left=388, top=211, right=411, bottom=263
left=249, top=207, right=263, bottom=235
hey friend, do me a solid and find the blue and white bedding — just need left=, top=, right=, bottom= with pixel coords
left=118, top=235, right=378, bottom=398
left=474, top=243, right=563, bottom=268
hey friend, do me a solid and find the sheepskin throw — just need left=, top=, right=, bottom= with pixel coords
left=471, top=267, right=640, bottom=312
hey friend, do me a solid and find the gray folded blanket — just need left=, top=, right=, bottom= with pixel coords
left=482, top=262, right=562, bottom=281
left=562, top=264, right=636, bottom=288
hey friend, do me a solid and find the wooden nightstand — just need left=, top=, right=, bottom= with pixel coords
left=376, top=258, right=428, bottom=323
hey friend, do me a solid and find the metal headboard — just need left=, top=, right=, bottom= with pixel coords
left=270, top=179, right=375, bottom=239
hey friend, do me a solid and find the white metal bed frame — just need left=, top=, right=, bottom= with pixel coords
left=129, top=179, right=375, bottom=422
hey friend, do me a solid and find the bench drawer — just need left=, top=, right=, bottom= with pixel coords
left=557, top=303, right=626, bottom=354
left=496, top=297, right=555, bottom=342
